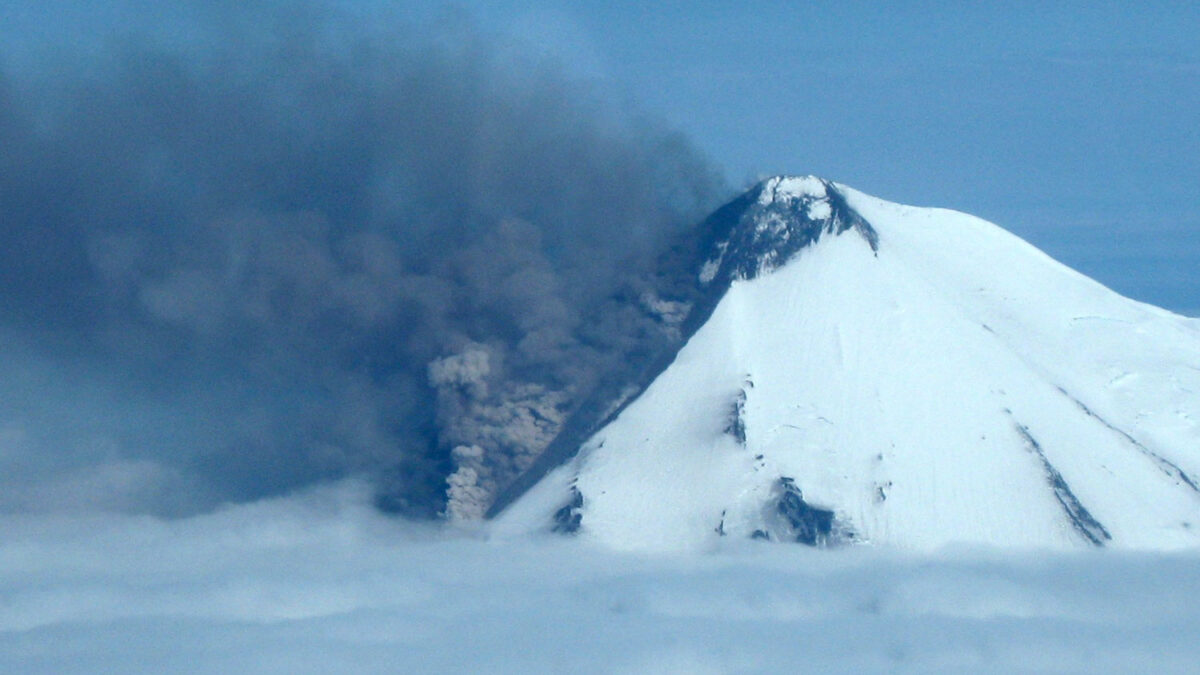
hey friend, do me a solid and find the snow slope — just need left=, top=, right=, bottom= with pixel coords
left=495, top=177, right=1200, bottom=551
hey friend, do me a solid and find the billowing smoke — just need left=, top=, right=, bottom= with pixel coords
left=0, top=3, right=724, bottom=518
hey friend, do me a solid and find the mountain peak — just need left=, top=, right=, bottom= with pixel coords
left=756, top=175, right=829, bottom=204
left=493, top=179, right=1200, bottom=552
left=484, top=176, right=883, bottom=520
left=699, top=176, right=878, bottom=286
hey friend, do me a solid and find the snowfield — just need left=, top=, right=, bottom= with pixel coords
left=499, top=178, right=1200, bottom=552
left=2, top=482, right=1200, bottom=674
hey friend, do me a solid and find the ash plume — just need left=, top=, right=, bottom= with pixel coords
left=0, top=2, right=724, bottom=518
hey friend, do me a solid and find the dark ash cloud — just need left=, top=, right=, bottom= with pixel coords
left=0, top=3, right=724, bottom=518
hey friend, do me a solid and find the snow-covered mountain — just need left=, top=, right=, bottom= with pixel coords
left=492, top=176, right=1200, bottom=552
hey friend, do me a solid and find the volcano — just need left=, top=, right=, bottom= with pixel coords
left=490, top=177, right=1200, bottom=551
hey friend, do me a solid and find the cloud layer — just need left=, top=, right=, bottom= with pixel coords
left=2, top=484, right=1199, bottom=673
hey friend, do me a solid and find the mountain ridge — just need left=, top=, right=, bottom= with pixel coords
left=484, top=175, right=876, bottom=518
left=490, top=177, right=1200, bottom=551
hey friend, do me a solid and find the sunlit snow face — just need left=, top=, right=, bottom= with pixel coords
left=505, top=180, right=1200, bottom=553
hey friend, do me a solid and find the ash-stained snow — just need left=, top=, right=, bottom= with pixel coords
left=496, top=178, right=1200, bottom=552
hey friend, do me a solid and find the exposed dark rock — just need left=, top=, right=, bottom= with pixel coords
left=702, top=177, right=878, bottom=285
left=777, top=477, right=836, bottom=546
left=1012, top=420, right=1112, bottom=546
left=874, top=482, right=891, bottom=503
left=1055, top=385, right=1200, bottom=493
left=724, top=389, right=748, bottom=444
left=551, top=488, right=584, bottom=534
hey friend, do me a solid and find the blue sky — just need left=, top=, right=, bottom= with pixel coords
left=472, top=1, right=1200, bottom=313
left=2, top=0, right=1196, bottom=313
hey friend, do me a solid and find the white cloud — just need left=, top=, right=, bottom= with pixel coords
left=1, top=481, right=1199, bottom=673
left=0, top=487, right=1197, bottom=672
left=0, top=459, right=187, bottom=515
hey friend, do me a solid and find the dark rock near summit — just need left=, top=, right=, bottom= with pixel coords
left=487, top=177, right=877, bottom=520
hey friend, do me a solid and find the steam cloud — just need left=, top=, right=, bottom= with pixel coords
left=0, top=3, right=723, bottom=518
